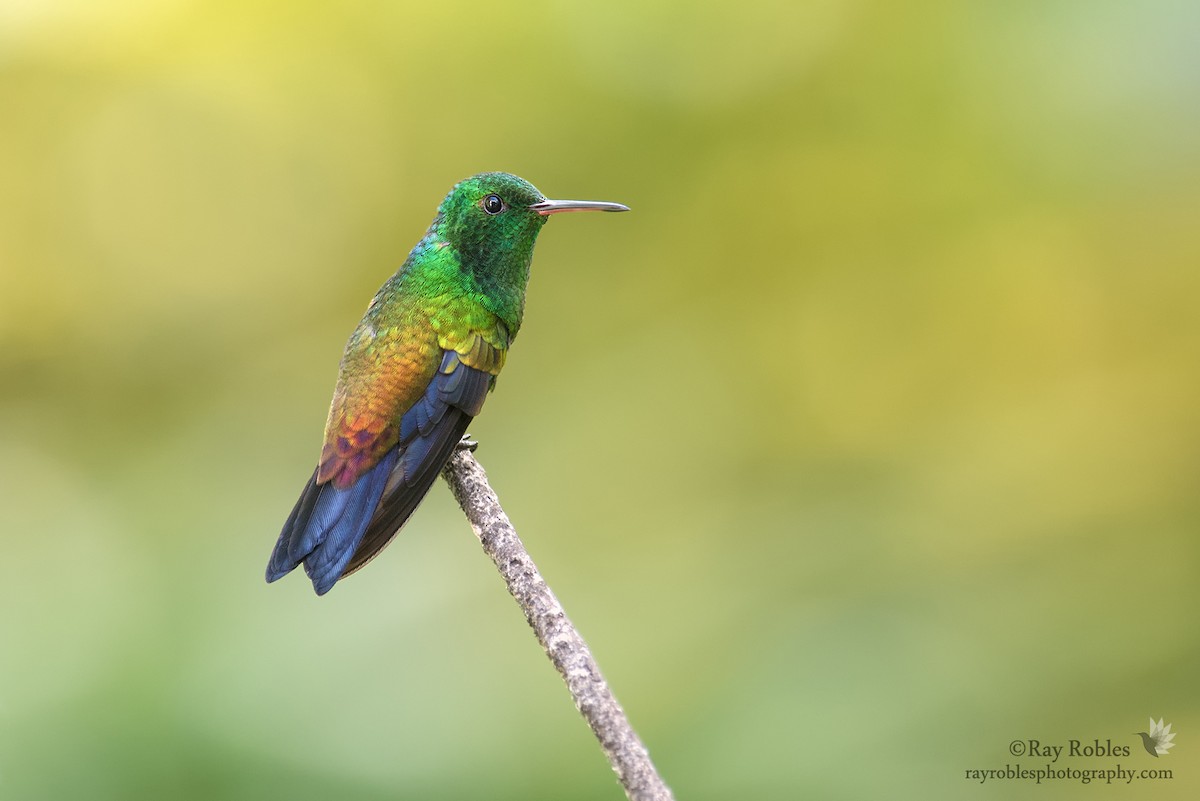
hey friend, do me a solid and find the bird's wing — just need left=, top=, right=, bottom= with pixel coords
left=267, top=305, right=508, bottom=594
left=340, top=324, right=506, bottom=577
left=316, top=319, right=437, bottom=490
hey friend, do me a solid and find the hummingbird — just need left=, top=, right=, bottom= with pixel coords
left=267, top=172, right=628, bottom=595
left=1135, top=717, right=1176, bottom=757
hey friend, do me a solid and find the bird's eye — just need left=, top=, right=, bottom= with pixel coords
left=482, top=194, right=505, bottom=215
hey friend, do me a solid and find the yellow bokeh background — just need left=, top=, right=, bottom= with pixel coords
left=1, top=1, right=1197, bottom=798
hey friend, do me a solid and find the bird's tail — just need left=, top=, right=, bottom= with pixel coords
left=266, top=449, right=399, bottom=595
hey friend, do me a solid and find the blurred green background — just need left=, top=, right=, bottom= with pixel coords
left=2, top=1, right=1198, bottom=798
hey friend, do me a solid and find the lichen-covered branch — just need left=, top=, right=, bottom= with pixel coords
left=441, top=446, right=675, bottom=801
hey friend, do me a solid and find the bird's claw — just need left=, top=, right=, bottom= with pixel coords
left=457, top=434, right=478, bottom=452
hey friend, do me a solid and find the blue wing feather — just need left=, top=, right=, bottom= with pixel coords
left=267, top=349, right=492, bottom=594
left=339, top=357, right=490, bottom=579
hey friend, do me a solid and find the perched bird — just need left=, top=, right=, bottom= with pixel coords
left=267, top=172, right=628, bottom=595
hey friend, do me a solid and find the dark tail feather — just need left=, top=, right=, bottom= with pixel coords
left=267, top=467, right=321, bottom=582
left=265, top=449, right=399, bottom=595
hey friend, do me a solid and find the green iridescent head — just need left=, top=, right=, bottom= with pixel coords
left=432, top=172, right=629, bottom=329
left=438, top=173, right=550, bottom=268
left=437, top=172, right=628, bottom=259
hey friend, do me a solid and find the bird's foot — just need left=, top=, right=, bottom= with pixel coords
left=456, top=434, right=478, bottom=452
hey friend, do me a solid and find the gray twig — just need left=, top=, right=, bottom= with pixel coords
left=441, top=445, right=675, bottom=801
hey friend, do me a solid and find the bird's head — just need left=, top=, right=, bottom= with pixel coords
left=436, top=172, right=628, bottom=271
left=429, top=172, right=627, bottom=333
